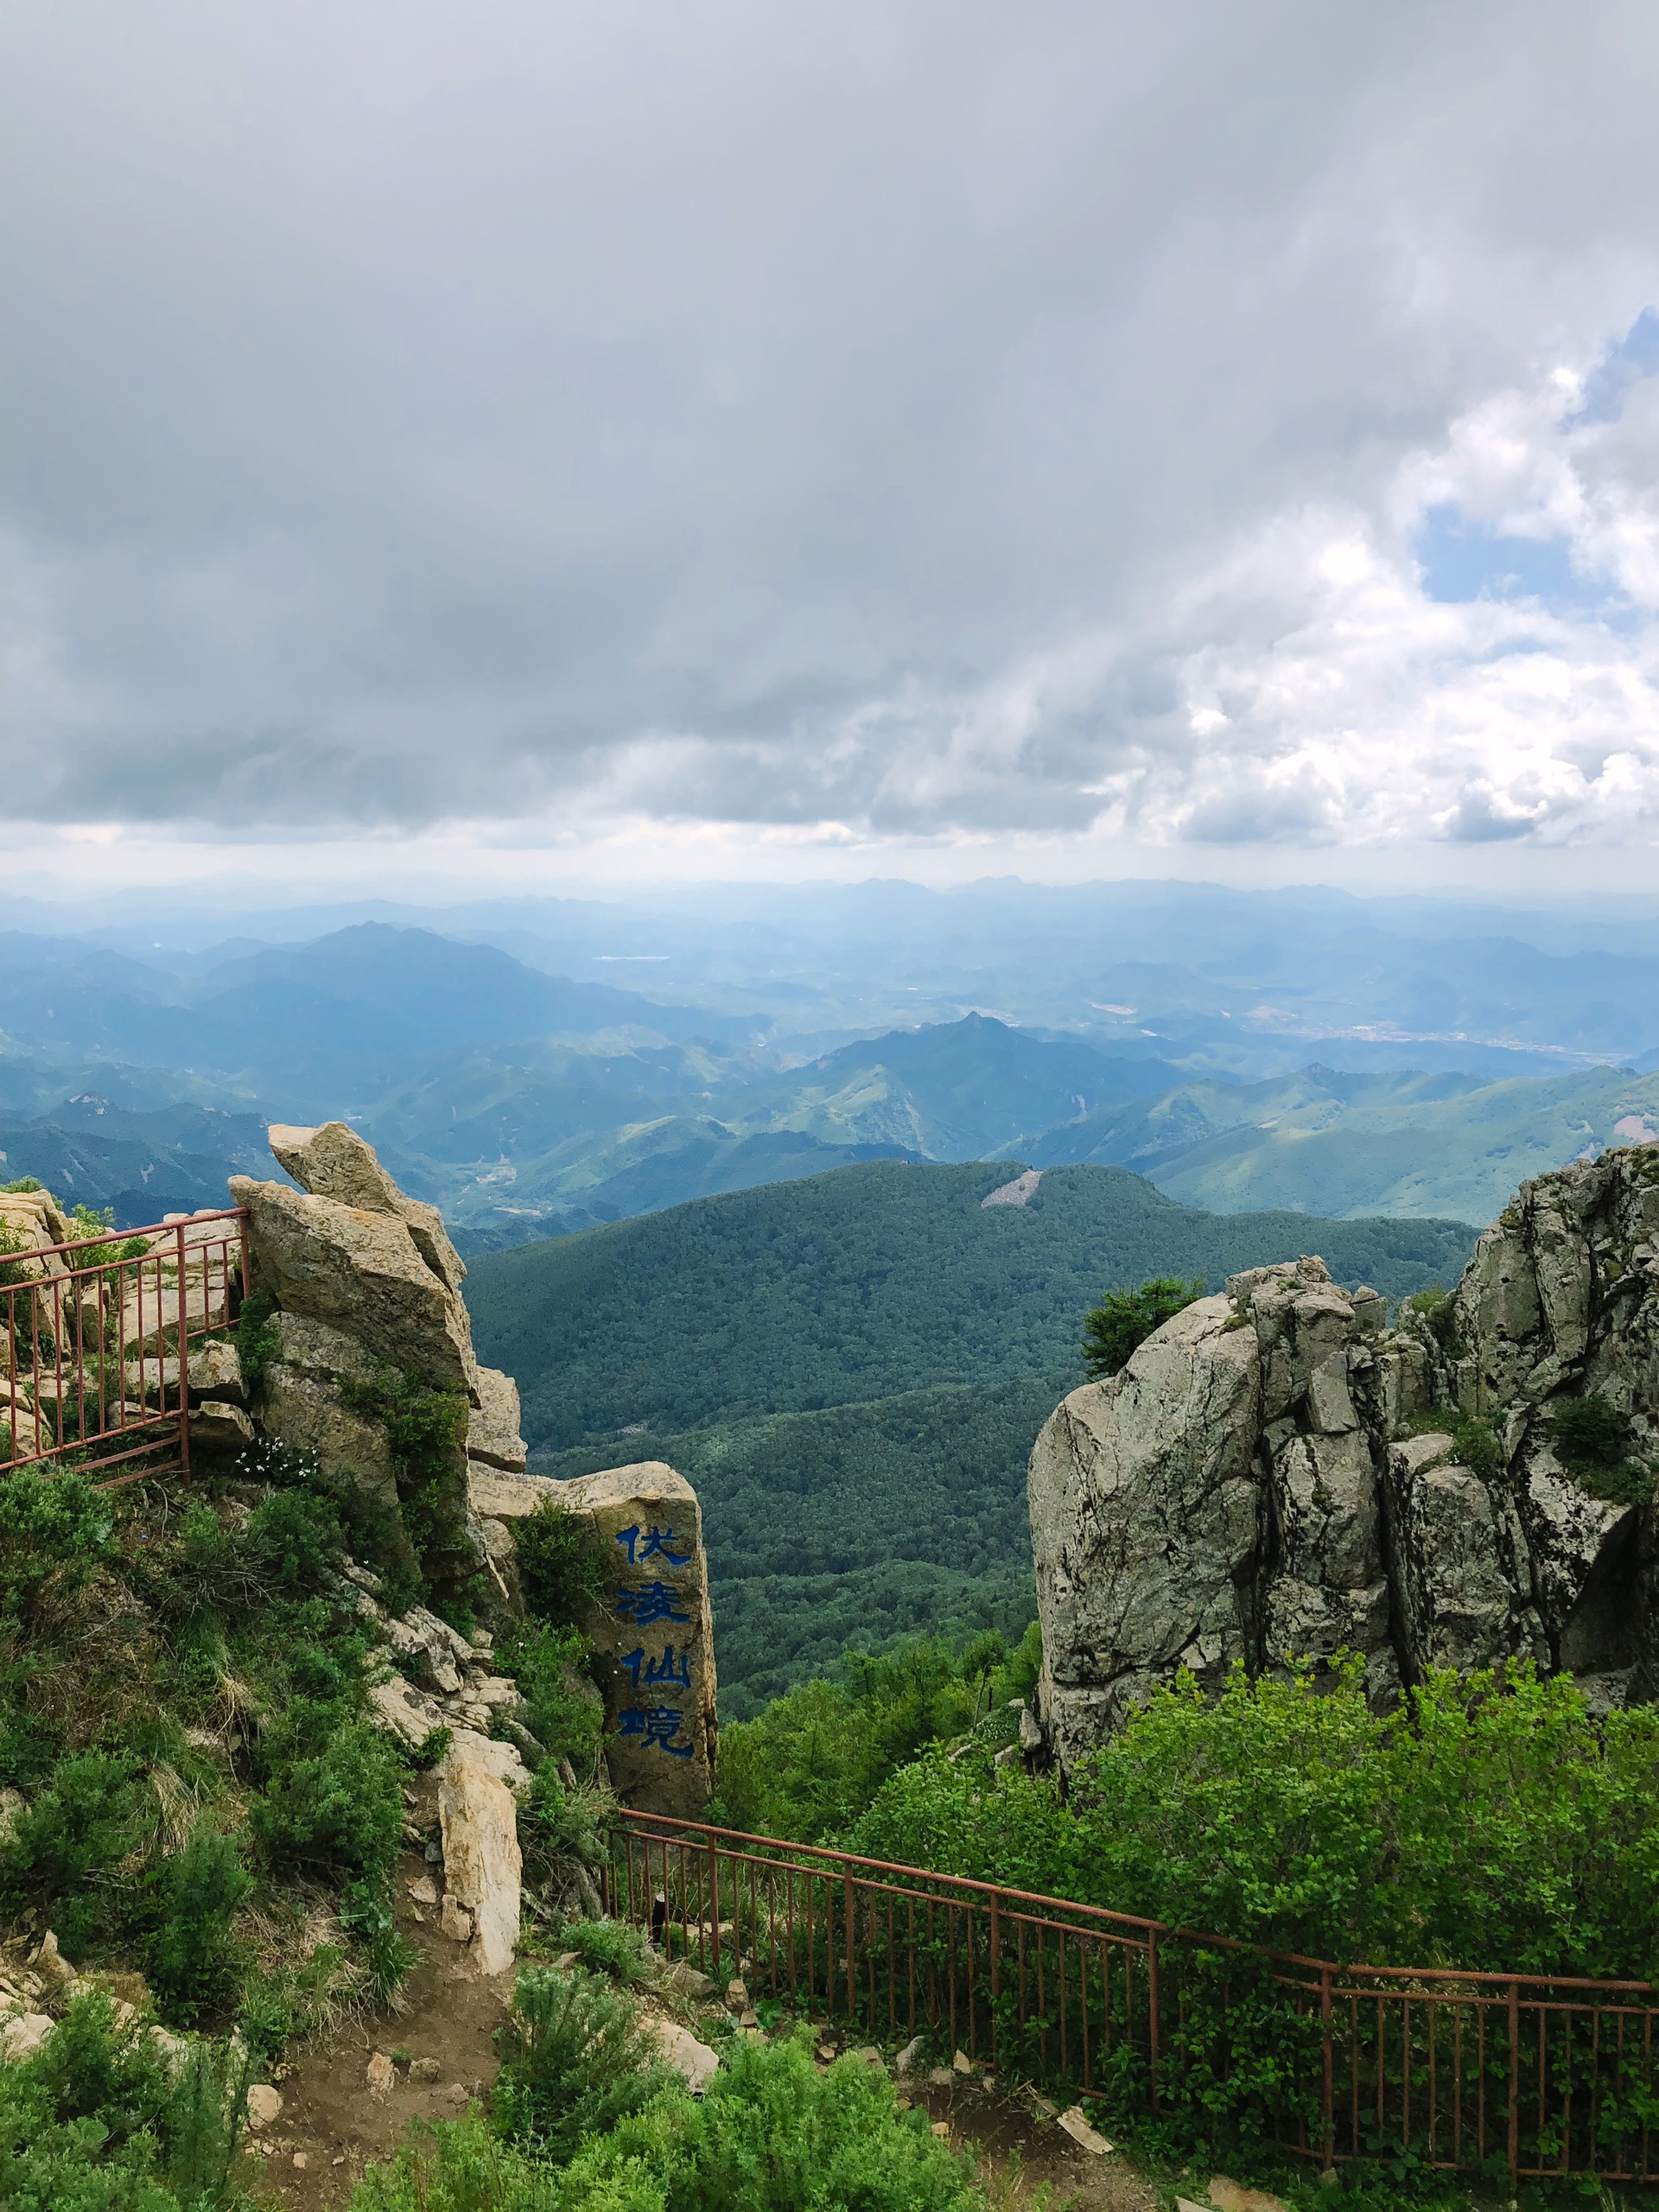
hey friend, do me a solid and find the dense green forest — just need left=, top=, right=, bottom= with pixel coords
left=470, top=1160, right=1474, bottom=1711
left=468, top=1159, right=1475, bottom=1446
left=531, top=1377, right=1062, bottom=1715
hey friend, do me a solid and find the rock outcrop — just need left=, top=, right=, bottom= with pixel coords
left=232, top=1122, right=515, bottom=1600
left=1030, top=1143, right=1659, bottom=1778
left=472, top=1460, right=718, bottom=1818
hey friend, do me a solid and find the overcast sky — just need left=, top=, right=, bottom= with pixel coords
left=5, top=0, right=1659, bottom=890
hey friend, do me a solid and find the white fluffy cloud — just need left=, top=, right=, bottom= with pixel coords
left=3, top=0, right=1659, bottom=850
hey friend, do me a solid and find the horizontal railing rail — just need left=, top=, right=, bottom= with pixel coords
left=1, top=1206, right=249, bottom=1487
left=607, top=1808, right=1659, bottom=2183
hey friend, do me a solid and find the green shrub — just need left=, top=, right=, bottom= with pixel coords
left=491, top=1966, right=668, bottom=2158
left=340, top=1363, right=470, bottom=1586
left=1450, top=1414, right=1503, bottom=1478
left=554, top=1916, right=658, bottom=1986
left=714, top=1636, right=991, bottom=1843
left=232, top=1290, right=279, bottom=1400
left=244, top=1486, right=343, bottom=1591
left=250, top=1716, right=404, bottom=1884
left=570, top=2028, right=987, bottom=2212
left=149, top=1825, right=255, bottom=2023
left=347, top=2114, right=582, bottom=2212
left=0, top=1984, right=251, bottom=2211
left=1, top=1749, right=139, bottom=1909
left=1081, top=1274, right=1206, bottom=1380
left=0, top=1471, right=115, bottom=1625
left=496, top=1621, right=602, bottom=1769
left=518, top=1769, right=608, bottom=1889
left=1552, top=1390, right=1631, bottom=1469
left=512, top=1498, right=608, bottom=1622
left=853, top=1658, right=1659, bottom=1983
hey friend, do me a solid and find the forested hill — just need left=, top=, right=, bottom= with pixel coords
left=466, top=1159, right=1476, bottom=1452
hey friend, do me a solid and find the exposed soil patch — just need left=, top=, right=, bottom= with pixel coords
left=245, top=1839, right=514, bottom=2212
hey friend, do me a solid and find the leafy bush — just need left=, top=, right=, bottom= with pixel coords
left=491, top=1966, right=668, bottom=2158
left=340, top=1363, right=471, bottom=1582
left=853, top=1658, right=1659, bottom=1982
left=349, top=2115, right=574, bottom=2212
left=714, top=1630, right=1039, bottom=1844
left=0, top=1471, right=114, bottom=1626
left=232, top=1290, right=279, bottom=1400
left=496, top=1620, right=602, bottom=1768
left=250, top=1715, right=404, bottom=1885
left=569, top=2028, right=987, bottom=2212
left=1080, top=1274, right=1206, bottom=1380
left=1, top=1748, right=139, bottom=1910
left=1548, top=1392, right=1653, bottom=1501
left=1552, top=1391, right=1631, bottom=1470
left=512, top=1498, right=608, bottom=1621
left=0, top=1984, right=251, bottom=2212
left=149, top=1825, right=255, bottom=2023
left=518, top=1769, right=609, bottom=1891
left=554, top=1916, right=658, bottom=1986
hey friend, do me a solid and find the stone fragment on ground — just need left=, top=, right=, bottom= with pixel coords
left=245, top=2084, right=283, bottom=2130
left=1209, top=2177, right=1287, bottom=2212
left=0, top=2013, right=54, bottom=2062
left=645, top=2016, right=719, bottom=2094
left=1058, top=2105, right=1113, bottom=2154
left=366, top=2051, right=396, bottom=2096
left=893, top=2035, right=926, bottom=2076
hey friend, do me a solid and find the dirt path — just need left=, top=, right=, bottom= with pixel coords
left=244, top=1838, right=515, bottom=2208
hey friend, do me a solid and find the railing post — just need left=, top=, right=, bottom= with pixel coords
left=175, top=1222, right=192, bottom=1478
left=989, top=1887, right=1001, bottom=2066
left=1508, top=1978, right=1520, bottom=2183
left=709, top=1834, right=721, bottom=1984
left=844, top=1866, right=856, bottom=2023
left=1147, top=1927, right=1160, bottom=2113
left=1321, top=1965, right=1335, bottom=2173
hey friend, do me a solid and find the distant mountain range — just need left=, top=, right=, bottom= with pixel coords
left=6, top=911, right=1654, bottom=1238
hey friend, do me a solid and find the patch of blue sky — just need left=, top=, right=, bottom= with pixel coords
left=1414, top=503, right=1616, bottom=614
left=1570, top=307, right=1659, bottom=427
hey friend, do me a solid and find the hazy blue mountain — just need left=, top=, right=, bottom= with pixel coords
left=1028, top=1063, right=1659, bottom=1224
left=0, top=1098, right=270, bottom=1225
left=355, top=1014, right=1187, bottom=1247
left=715, top=1013, right=1185, bottom=1160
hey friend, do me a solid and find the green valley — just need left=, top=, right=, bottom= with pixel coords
left=467, top=1159, right=1476, bottom=1707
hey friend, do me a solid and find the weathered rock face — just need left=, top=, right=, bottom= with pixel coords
left=233, top=1125, right=491, bottom=1602
left=438, top=1745, right=523, bottom=1975
left=267, top=1122, right=467, bottom=1295
left=230, top=1175, right=479, bottom=1402
left=473, top=1460, right=717, bottom=1819
left=1030, top=1143, right=1659, bottom=1778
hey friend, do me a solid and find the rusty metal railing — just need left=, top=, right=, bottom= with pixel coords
left=608, top=1808, right=1659, bottom=2183
left=1, top=1207, right=249, bottom=1488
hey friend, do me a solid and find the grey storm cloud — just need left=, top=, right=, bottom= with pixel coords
left=5, top=0, right=1659, bottom=840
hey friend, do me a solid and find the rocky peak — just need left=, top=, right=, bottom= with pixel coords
left=1029, top=1143, right=1659, bottom=1782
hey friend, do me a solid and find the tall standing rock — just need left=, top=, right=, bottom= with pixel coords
left=1029, top=1142, right=1659, bottom=1781
left=470, top=1460, right=717, bottom=1819
left=230, top=1123, right=502, bottom=1603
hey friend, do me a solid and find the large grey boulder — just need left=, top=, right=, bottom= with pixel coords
left=1029, top=1144, right=1659, bottom=1780
left=472, top=1461, right=718, bottom=1818
left=268, top=1122, right=467, bottom=1295
left=229, top=1175, right=479, bottom=1402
